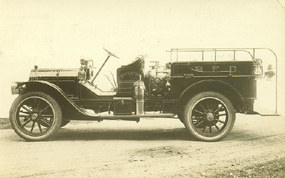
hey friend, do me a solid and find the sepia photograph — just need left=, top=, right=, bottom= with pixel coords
left=0, top=0, right=285, bottom=177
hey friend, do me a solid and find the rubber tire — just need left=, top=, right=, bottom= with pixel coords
left=61, top=120, right=70, bottom=127
left=183, top=91, right=236, bottom=142
left=9, top=92, right=62, bottom=141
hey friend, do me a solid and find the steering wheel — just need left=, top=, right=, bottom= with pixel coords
left=103, top=48, right=120, bottom=59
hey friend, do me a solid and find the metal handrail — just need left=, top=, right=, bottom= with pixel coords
left=167, top=48, right=278, bottom=114
left=167, top=48, right=259, bottom=61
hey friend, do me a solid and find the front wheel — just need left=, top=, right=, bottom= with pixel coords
left=183, top=92, right=236, bottom=141
left=9, top=92, right=62, bottom=141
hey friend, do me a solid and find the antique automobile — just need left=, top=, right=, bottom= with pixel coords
left=9, top=48, right=277, bottom=141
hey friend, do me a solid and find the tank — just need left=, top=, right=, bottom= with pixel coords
left=134, top=76, right=145, bottom=115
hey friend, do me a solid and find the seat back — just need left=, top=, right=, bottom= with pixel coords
left=116, top=58, right=144, bottom=96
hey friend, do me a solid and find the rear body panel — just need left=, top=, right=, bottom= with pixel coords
left=169, top=61, right=256, bottom=99
left=165, top=61, right=256, bottom=113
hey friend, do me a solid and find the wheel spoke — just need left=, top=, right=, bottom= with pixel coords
left=30, top=121, right=35, bottom=132
left=196, top=120, right=205, bottom=127
left=18, top=114, right=29, bottom=117
left=35, top=99, right=41, bottom=111
left=37, top=122, right=42, bottom=133
left=20, top=110, right=30, bottom=114
left=215, top=124, right=220, bottom=131
left=202, top=126, right=206, bottom=133
left=209, top=126, right=212, bottom=133
left=39, top=106, right=49, bottom=114
left=194, top=116, right=203, bottom=119
left=22, top=118, right=32, bottom=127
left=192, top=116, right=204, bottom=121
left=33, top=98, right=37, bottom=109
left=199, top=103, right=206, bottom=111
left=205, top=101, right=210, bottom=110
left=208, top=100, right=216, bottom=110
left=40, top=118, right=51, bottom=127
left=193, top=109, right=204, bottom=115
left=218, top=120, right=225, bottom=124
left=214, top=105, right=224, bottom=113
left=217, top=113, right=226, bottom=117
left=22, top=105, right=32, bottom=113
left=41, top=114, right=53, bottom=117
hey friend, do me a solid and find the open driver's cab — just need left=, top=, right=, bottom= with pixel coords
left=78, top=50, right=145, bottom=97
left=116, top=57, right=144, bottom=96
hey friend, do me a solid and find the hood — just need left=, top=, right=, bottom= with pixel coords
left=29, top=68, right=79, bottom=80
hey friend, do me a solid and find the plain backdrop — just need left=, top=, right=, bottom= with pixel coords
left=0, top=0, right=284, bottom=117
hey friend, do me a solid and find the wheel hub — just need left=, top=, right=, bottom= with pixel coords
left=206, top=112, right=215, bottom=122
left=31, top=113, right=39, bottom=121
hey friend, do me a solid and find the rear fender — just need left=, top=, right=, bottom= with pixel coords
left=176, top=79, right=245, bottom=113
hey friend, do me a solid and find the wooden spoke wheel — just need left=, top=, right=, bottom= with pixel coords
left=184, top=92, right=235, bottom=141
left=10, top=92, right=62, bottom=141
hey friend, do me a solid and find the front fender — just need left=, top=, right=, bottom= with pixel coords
left=14, top=80, right=98, bottom=119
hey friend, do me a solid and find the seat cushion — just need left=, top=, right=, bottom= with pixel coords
left=116, top=58, right=144, bottom=96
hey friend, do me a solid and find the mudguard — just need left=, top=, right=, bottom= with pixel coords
left=14, top=80, right=100, bottom=120
left=176, top=79, right=245, bottom=111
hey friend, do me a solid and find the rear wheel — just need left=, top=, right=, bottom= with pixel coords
left=183, top=92, right=235, bottom=141
left=9, top=92, right=62, bottom=141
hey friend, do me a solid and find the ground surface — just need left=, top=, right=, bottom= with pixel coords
left=0, top=114, right=285, bottom=178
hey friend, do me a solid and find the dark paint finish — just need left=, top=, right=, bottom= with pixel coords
left=22, top=58, right=256, bottom=118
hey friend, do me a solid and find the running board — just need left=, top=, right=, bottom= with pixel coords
left=259, top=113, right=280, bottom=116
left=101, top=113, right=175, bottom=119
left=75, top=112, right=175, bottom=121
left=244, top=111, right=280, bottom=116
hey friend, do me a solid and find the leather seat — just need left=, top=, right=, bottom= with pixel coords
left=117, top=58, right=144, bottom=79
left=122, top=58, right=144, bottom=70
left=116, top=58, right=144, bottom=96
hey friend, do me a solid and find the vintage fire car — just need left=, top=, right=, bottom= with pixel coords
left=9, top=48, right=275, bottom=141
